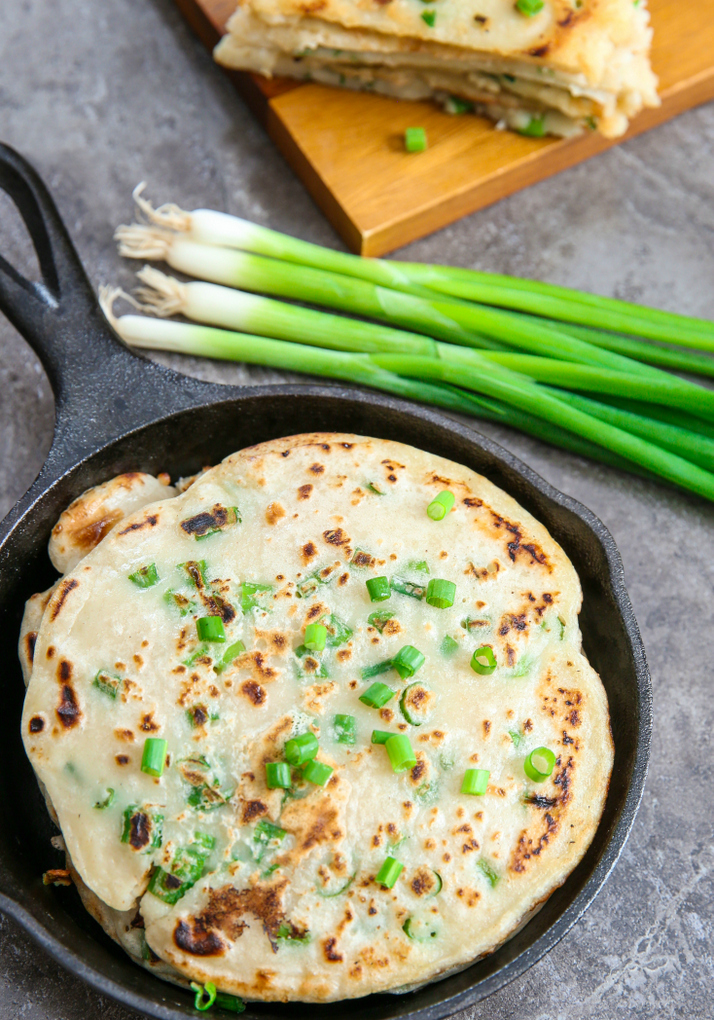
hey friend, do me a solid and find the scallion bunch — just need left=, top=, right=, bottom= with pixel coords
left=103, top=186, right=714, bottom=502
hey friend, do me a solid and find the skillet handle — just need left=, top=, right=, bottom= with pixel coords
left=0, top=143, right=221, bottom=466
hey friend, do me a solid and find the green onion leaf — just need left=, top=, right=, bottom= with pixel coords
left=366, top=481, right=385, bottom=495
left=461, top=768, right=490, bottom=795
left=285, top=732, right=319, bottom=766
left=196, top=615, right=226, bottom=642
left=214, top=639, right=245, bottom=674
left=304, top=623, right=327, bottom=651
left=366, top=576, right=391, bottom=602
left=94, top=789, right=115, bottom=810
left=368, top=610, right=396, bottom=632
left=524, top=746, right=556, bottom=782
left=359, top=682, right=395, bottom=709
left=376, top=856, right=404, bottom=888
left=371, top=729, right=394, bottom=744
left=392, top=644, right=425, bottom=679
left=325, top=614, right=353, bottom=647
left=477, top=859, right=500, bottom=887
left=385, top=734, right=417, bottom=773
left=419, top=10, right=435, bottom=28
left=141, top=738, right=167, bottom=777
left=427, top=490, right=455, bottom=521
left=191, top=981, right=218, bottom=1012
left=425, top=578, right=456, bottom=608
left=440, top=634, right=459, bottom=656
left=214, top=991, right=246, bottom=1013
left=361, top=659, right=393, bottom=679
left=302, top=759, right=334, bottom=786
left=241, top=581, right=273, bottom=612
left=470, top=645, right=497, bottom=675
left=128, top=563, right=159, bottom=588
left=390, top=575, right=426, bottom=599
left=93, top=670, right=122, bottom=699
left=516, top=0, right=544, bottom=15
left=334, top=714, right=356, bottom=745
left=252, top=819, right=286, bottom=862
left=266, top=762, right=292, bottom=789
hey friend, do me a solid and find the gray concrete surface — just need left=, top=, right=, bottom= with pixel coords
left=1, top=1, right=713, bottom=1017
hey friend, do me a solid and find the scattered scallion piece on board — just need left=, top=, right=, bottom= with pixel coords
left=405, top=125, right=428, bottom=149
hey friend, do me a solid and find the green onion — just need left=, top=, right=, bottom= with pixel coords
left=196, top=615, right=226, bottom=642
left=179, top=559, right=207, bottom=588
left=405, top=125, right=428, bottom=149
left=471, top=645, right=497, bottom=675
left=516, top=0, right=544, bottom=12
left=121, top=805, right=163, bottom=852
left=361, top=659, right=394, bottom=679
left=214, top=639, right=245, bottom=673
left=427, top=490, right=455, bottom=520
left=359, top=681, right=395, bottom=708
left=402, top=916, right=438, bottom=940
left=316, top=873, right=356, bottom=897
left=241, top=581, right=273, bottom=612
left=399, top=682, right=432, bottom=726
left=214, top=991, right=246, bottom=1013
left=302, top=759, right=334, bottom=786
left=376, top=856, right=404, bottom=888
left=477, top=859, right=499, bottom=887
left=425, top=578, right=456, bottom=608
left=149, top=833, right=215, bottom=905
left=285, top=732, right=319, bottom=766
left=141, top=738, right=167, bottom=777
left=325, top=614, right=353, bottom=647
left=183, top=646, right=210, bottom=669
left=94, top=789, right=115, bottom=810
left=252, top=819, right=286, bottom=862
left=440, top=634, right=459, bottom=656
left=461, top=768, right=490, bottom=795
left=366, top=576, right=391, bottom=602
left=128, top=563, right=159, bottom=588
left=304, top=623, right=327, bottom=651
left=392, top=645, right=425, bottom=679
left=266, top=762, right=292, bottom=789
left=368, top=610, right=396, bottom=632
left=371, top=729, right=394, bottom=744
left=191, top=982, right=217, bottom=1012
left=93, top=670, right=122, bottom=699
left=390, top=575, right=427, bottom=599
left=334, top=714, right=356, bottom=745
left=385, top=734, right=417, bottom=773
left=524, top=746, right=556, bottom=782
left=519, top=114, right=546, bottom=137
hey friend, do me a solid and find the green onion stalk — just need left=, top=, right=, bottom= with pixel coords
left=123, top=186, right=714, bottom=349
left=100, top=295, right=714, bottom=502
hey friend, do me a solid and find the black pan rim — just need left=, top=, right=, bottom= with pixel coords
left=0, top=382, right=652, bottom=1020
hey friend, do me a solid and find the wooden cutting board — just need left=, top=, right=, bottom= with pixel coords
left=176, top=0, right=714, bottom=255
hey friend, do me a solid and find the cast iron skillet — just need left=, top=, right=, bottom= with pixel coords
left=0, top=143, right=651, bottom=1020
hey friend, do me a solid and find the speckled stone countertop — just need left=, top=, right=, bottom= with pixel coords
left=1, top=2, right=713, bottom=1017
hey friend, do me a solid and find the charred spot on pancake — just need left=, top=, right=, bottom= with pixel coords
left=463, top=497, right=483, bottom=508
left=25, top=631, right=38, bottom=665
left=241, top=799, right=268, bottom=824
left=188, top=704, right=208, bottom=727
left=56, top=662, right=81, bottom=729
left=323, top=937, right=343, bottom=963
left=529, top=43, right=549, bottom=57
left=338, top=572, right=349, bottom=586
left=488, top=511, right=550, bottom=570
left=410, top=866, right=438, bottom=897
left=298, top=484, right=313, bottom=500
left=351, top=550, right=375, bottom=569
left=118, top=514, right=158, bottom=536
left=29, top=715, right=45, bottom=734
left=323, top=528, right=350, bottom=548
left=180, top=505, right=233, bottom=538
left=410, top=760, right=427, bottom=783
left=140, top=713, right=159, bottom=732
left=115, top=728, right=134, bottom=742
left=241, top=680, right=266, bottom=705
left=310, top=463, right=325, bottom=475
left=525, top=793, right=558, bottom=809
left=201, top=880, right=290, bottom=947
left=474, top=13, right=488, bottom=25
left=50, top=579, right=79, bottom=621
left=265, top=502, right=286, bottom=525
left=115, top=754, right=130, bottom=766
left=174, top=918, right=227, bottom=957
left=301, top=542, right=318, bottom=564
left=46, top=646, right=56, bottom=659
left=499, top=612, right=528, bottom=636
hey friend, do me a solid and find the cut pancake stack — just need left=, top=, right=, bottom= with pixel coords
left=214, top=0, right=659, bottom=138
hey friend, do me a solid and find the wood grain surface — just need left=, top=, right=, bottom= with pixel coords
left=175, top=0, right=714, bottom=255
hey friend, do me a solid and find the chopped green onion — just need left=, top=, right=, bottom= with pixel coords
left=241, top=581, right=273, bottom=612
left=285, top=732, right=319, bottom=766
left=371, top=729, right=394, bottom=744
left=164, top=589, right=196, bottom=616
left=392, top=644, right=425, bottom=679
left=477, top=859, right=500, bottom=887
left=179, top=560, right=207, bottom=588
left=385, top=734, right=417, bottom=773
left=150, top=834, right=215, bottom=904
left=519, top=114, right=546, bottom=138
left=334, top=714, right=356, bottom=745
left=390, top=575, right=426, bottom=599
left=509, top=729, right=524, bottom=748
left=376, top=856, right=403, bottom=888
left=191, top=981, right=217, bottom=1012
left=524, top=746, right=556, bottom=782
left=304, top=623, right=327, bottom=651
left=121, top=805, right=163, bottom=852
left=419, top=10, right=435, bottom=27
left=128, top=563, right=159, bottom=588
left=368, top=610, right=396, bottom=632
left=403, top=916, right=438, bottom=940
left=427, top=490, right=455, bottom=521
left=265, top=762, right=292, bottom=789
left=302, top=759, right=334, bottom=786
left=359, top=682, right=395, bottom=709
left=141, top=738, right=167, bottom=778
left=440, top=634, right=459, bottom=656
left=366, top=481, right=385, bottom=495
left=196, top=615, right=226, bottom=642
left=425, top=578, right=456, bottom=608
left=399, top=682, right=433, bottom=726
left=94, top=789, right=115, bottom=810
left=325, top=614, right=353, bottom=647
left=405, top=125, right=428, bottom=150
left=316, top=872, right=356, bottom=897
left=516, top=0, right=544, bottom=14
left=407, top=559, right=430, bottom=573
left=461, top=768, right=490, bottom=795
left=93, top=670, right=122, bottom=699
left=361, top=659, right=393, bottom=679
left=252, top=819, right=286, bottom=862
left=214, top=991, right=246, bottom=1013
left=214, top=639, right=245, bottom=673
left=470, top=645, right=497, bottom=675
left=366, top=576, right=391, bottom=602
